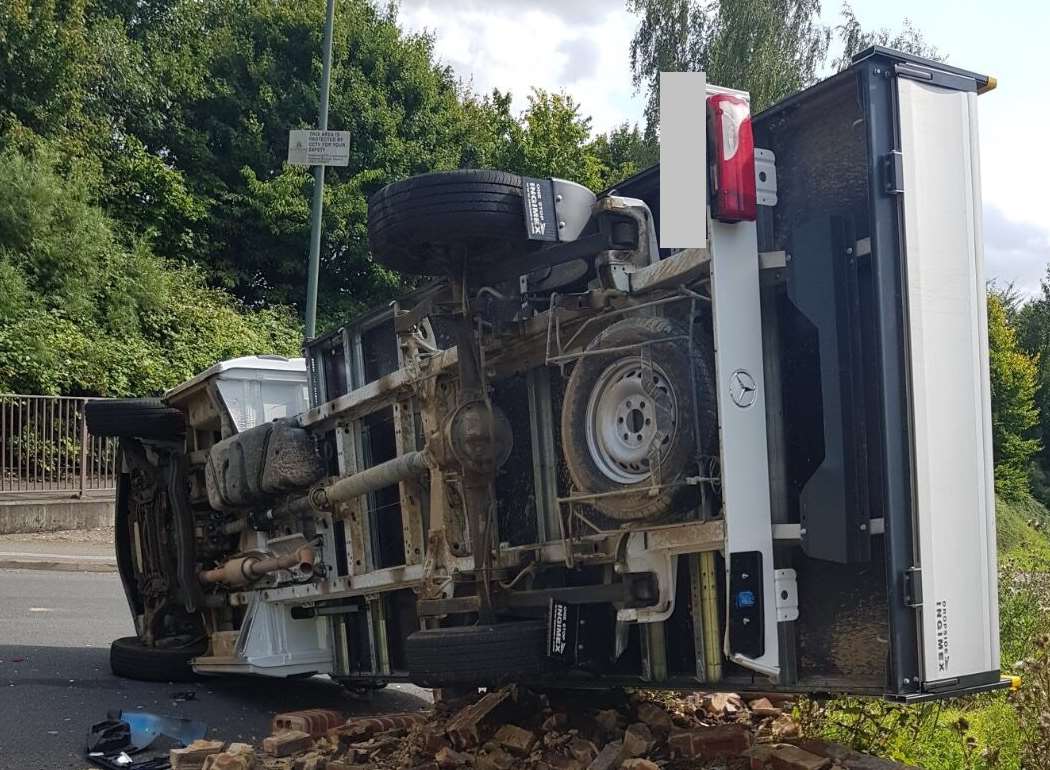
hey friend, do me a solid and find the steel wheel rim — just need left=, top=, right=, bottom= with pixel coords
left=584, top=358, right=678, bottom=484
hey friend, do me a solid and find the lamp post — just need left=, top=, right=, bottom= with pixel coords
left=304, top=0, right=336, bottom=341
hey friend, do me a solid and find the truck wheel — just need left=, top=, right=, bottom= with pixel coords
left=109, top=636, right=204, bottom=682
left=405, top=621, right=553, bottom=687
left=87, top=397, right=185, bottom=439
left=367, top=170, right=530, bottom=282
left=85, top=399, right=184, bottom=440
left=561, top=316, right=716, bottom=521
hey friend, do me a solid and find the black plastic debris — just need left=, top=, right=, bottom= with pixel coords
left=121, top=710, right=206, bottom=751
left=86, top=719, right=131, bottom=755
left=85, top=710, right=207, bottom=770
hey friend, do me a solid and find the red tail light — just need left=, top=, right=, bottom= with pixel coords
left=707, top=93, right=757, bottom=223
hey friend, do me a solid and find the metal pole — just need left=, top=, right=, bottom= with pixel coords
left=304, top=0, right=336, bottom=341
left=78, top=400, right=88, bottom=499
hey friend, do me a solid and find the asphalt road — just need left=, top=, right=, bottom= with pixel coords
left=0, top=569, right=430, bottom=770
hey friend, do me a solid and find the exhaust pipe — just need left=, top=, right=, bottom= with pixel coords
left=199, top=545, right=315, bottom=587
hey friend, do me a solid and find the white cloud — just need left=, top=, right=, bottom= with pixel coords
left=983, top=205, right=1050, bottom=298
left=397, top=1, right=645, bottom=133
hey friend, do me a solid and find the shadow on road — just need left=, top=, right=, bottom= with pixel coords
left=0, top=644, right=431, bottom=770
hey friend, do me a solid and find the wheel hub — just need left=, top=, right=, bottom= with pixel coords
left=585, top=359, right=678, bottom=484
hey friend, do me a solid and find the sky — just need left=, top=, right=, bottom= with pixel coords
left=396, top=0, right=1050, bottom=298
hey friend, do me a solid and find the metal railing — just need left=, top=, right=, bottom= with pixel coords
left=0, top=395, right=118, bottom=496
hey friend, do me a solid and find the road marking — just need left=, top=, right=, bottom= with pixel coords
left=0, top=551, right=112, bottom=561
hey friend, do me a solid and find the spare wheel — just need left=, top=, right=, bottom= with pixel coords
left=560, top=316, right=716, bottom=521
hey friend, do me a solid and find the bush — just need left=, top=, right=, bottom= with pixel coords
left=1014, top=635, right=1050, bottom=770
left=0, top=142, right=301, bottom=396
left=988, top=293, right=1040, bottom=499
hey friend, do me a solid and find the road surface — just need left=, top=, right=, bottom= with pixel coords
left=0, top=568, right=429, bottom=770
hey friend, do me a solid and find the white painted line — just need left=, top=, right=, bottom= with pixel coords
left=0, top=551, right=113, bottom=561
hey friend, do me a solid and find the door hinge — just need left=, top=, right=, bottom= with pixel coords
left=882, top=150, right=904, bottom=195
left=903, top=566, right=923, bottom=608
left=774, top=568, right=799, bottom=622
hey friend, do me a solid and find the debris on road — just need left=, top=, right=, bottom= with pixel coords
left=272, top=711, right=346, bottom=738
left=148, top=687, right=917, bottom=770
left=170, top=739, right=226, bottom=770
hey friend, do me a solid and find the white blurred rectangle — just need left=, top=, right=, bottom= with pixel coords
left=659, top=71, right=707, bottom=248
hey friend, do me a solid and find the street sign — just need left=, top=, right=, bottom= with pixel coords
left=287, top=129, right=350, bottom=167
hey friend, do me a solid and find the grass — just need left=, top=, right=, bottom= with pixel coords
left=800, top=494, right=1050, bottom=770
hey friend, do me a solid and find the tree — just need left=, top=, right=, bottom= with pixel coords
left=0, top=0, right=207, bottom=261
left=488, top=89, right=606, bottom=191
left=1014, top=270, right=1050, bottom=506
left=588, top=122, right=658, bottom=189
left=2, top=0, right=637, bottom=344
left=627, top=0, right=710, bottom=136
left=0, top=141, right=300, bottom=397
left=834, top=3, right=940, bottom=70
left=627, top=0, right=939, bottom=136
left=628, top=0, right=829, bottom=133
left=705, top=0, right=829, bottom=112
left=117, top=0, right=529, bottom=321
left=988, top=291, right=1040, bottom=499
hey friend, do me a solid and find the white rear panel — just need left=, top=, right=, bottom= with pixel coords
left=709, top=218, right=779, bottom=678
left=897, top=78, right=998, bottom=684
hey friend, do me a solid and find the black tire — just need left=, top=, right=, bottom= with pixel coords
left=109, top=636, right=204, bottom=682
left=560, top=316, right=716, bottom=521
left=367, top=170, right=530, bottom=282
left=405, top=621, right=553, bottom=687
left=86, top=399, right=184, bottom=440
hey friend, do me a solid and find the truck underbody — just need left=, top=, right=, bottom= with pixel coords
left=93, top=47, right=1004, bottom=702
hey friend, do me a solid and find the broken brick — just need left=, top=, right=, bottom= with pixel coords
left=587, top=739, right=624, bottom=770
left=793, top=740, right=919, bottom=770
left=542, top=713, right=569, bottom=732
left=202, top=749, right=254, bottom=770
left=621, top=761, right=659, bottom=770
left=420, top=727, right=452, bottom=755
left=262, top=730, right=313, bottom=758
left=748, top=697, right=782, bottom=717
left=702, top=691, right=745, bottom=717
left=747, top=744, right=780, bottom=769
left=569, top=737, right=599, bottom=765
left=272, top=709, right=345, bottom=737
left=772, top=714, right=802, bottom=740
left=593, top=709, right=623, bottom=736
left=622, top=723, right=653, bottom=758
left=171, top=740, right=226, bottom=770
left=547, top=756, right=585, bottom=770
left=435, top=745, right=474, bottom=768
left=477, top=746, right=515, bottom=770
left=446, top=690, right=510, bottom=749
left=668, top=724, right=751, bottom=760
left=792, top=741, right=853, bottom=762
left=339, top=712, right=428, bottom=741
left=292, top=753, right=326, bottom=770
left=494, top=723, right=537, bottom=754
left=769, top=744, right=832, bottom=770
left=635, top=702, right=673, bottom=734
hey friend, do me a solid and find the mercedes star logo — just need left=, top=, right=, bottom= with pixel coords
left=729, top=369, right=757, bottom=408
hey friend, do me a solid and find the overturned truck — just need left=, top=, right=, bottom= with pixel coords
left=90, top=48, right=1004, bottom=702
